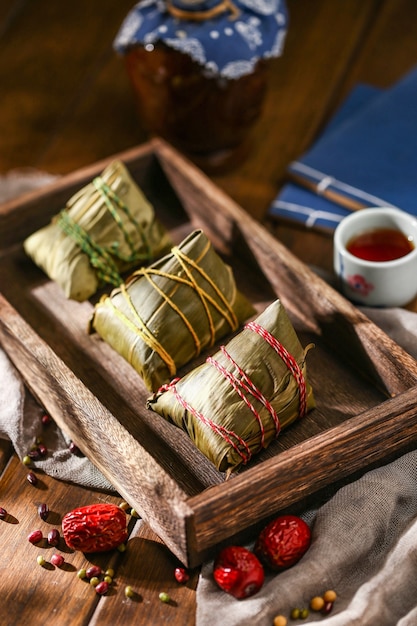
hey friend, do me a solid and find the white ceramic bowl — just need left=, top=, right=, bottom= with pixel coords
left=334, top=207, right=417, bottom=307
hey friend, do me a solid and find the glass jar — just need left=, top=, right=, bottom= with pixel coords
left=124, top=42, right=268, bottom=172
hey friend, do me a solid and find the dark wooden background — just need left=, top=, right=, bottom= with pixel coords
left=1, top=0, right=417, bottom=623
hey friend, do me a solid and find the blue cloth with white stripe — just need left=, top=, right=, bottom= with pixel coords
left=269, top=65, right=417, bottom=231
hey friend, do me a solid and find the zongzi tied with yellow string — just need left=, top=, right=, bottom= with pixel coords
left=147, top=299, right=315, bottom=472
left=23, top=160, right=172, bottom=301
left=89, top=229, right=255, bottom=392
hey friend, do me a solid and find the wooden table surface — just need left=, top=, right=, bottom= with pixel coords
left=1, top=0, right=417, bottom=623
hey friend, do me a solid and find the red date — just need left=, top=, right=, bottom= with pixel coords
left=62, top=503, right=128, bottom=553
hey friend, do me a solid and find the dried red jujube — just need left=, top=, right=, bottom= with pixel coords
left=62, top=503, right=128, bottom=553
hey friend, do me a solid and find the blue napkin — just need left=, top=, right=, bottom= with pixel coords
left=269, top=65, right=417, bottom=231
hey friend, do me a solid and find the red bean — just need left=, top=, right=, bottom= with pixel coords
left=68, top=442, right=83, bottom=457
left=322, top=601, right=334, bottom=615
left=86, top=565, right=102, bottom=580
left=47, top=529, right=60, bottom=547
left=38, top=503, right=49, bottom=521
left=41, top=414, right=51, bottom=426
left=38, top=444, right=48, bottom=457
left=27, top=472, right=38, bottom=485
left=28, top=450, right=41, bottom=461
left=95, top=581, right=109, bottom=595
left=0, top=507, right=7, bottom=520
left=174, top=567, right=190, bottom=583
left=51, top=554, right=65, bottom=567
left=28, top=530, right=43, bottom=544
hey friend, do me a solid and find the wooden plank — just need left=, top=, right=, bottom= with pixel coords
left=0, top=0, right=136, bottom=173
left=90, top=522, right=199, bottom=626
left=0, top=455, right=122, bottom=625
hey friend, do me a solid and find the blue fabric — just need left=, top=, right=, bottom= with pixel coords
left=113, top=0, right=288, bottom=78
left=269, top=65, right=417, bottom=231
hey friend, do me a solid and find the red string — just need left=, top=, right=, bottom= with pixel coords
left=161, top=379, right=253, bottom=465
left=245, top=321, right=307, bottom=418
left=157, top=320, right=307, bottom=466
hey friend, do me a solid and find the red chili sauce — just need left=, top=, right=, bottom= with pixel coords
left=347, top=227, right=414, bottom=262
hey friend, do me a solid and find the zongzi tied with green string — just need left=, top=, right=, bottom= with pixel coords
left=89, top=229, right=255, bottom=392
left=147, top=299, right=315, bottom=472
left=23, top=160, right=172, bottom=301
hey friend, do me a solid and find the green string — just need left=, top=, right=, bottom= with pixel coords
left=57, top=176, right=153, bottom=287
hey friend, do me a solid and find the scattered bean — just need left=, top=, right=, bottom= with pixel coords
left=37, top=555, right=46, bottom=566
left=0, top=507, right=7, bottom=520
left=38, top=503, right=49, bottom=521
left=38, top=444, right=48, bottom=457
left=310, top=596, right=325, bottom=611
left=68, top=441, right=83, bottom=457
left=159, top=592, right=171, bottom=603
left=77, top=568, right=87, bottom=579
left=290, top=608, right=300, bottom=619
left=125, top=585, right=134, bottom=598
left=51, top=554, right=65, bottom=567
left=323, top=590, right=337, bottom=603
left=28, top=450, right=41, bottom=461
left=22, top=456, right=31, bottom=466
left=28, top=530, right=43, bottom=544
left=27, top=472, right=38, bottom=486
left=41, top=413, right=52, bottom=426
left=299, top=608, right=309, bottom=619
left=95, top=581, right=109, bottom=595
left=322, top=601, right=334, bottom=615
left=86, top=565, right=102, bottom=579
left=273, top=617, right=287, bottom=626
left=174, top=567, right=190, bottom=583
left=89, top=577, right=100, bottom=587
left=105, top=568, right=115, bottom=578
left=47, top=529, right=60, bottom=547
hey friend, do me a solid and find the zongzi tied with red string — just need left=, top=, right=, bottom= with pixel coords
left=23, top=160, right=172, bottom=301
left=147, top=299, right=315, bottom=472
left=89, top=229, right=255, bottom=392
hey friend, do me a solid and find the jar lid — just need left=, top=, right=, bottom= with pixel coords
left=113, top=0, right=288, bottom=79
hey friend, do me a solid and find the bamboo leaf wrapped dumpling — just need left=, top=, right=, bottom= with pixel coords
left=23, top=160, right=172, bottom=301
left=147, top=300, right=315, bottom=473
left=89, top=229, right=256, bottom=392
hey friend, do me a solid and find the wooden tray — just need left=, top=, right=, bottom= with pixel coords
left=1, top=138, right=417, bottom=567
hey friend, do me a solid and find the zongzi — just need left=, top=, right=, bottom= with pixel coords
left=23, top=160, right=172, bottom=301
left=147, top=299, right=315, bottom=472
left=89, top=229, right=256, bottom=392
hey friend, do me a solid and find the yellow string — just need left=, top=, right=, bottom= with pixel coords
left=102, top=292, right=177, bottom=376
left=101, top=244, right=239, bottom=374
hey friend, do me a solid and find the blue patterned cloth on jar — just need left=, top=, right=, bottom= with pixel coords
left=114, top=0, right=288, bottom=79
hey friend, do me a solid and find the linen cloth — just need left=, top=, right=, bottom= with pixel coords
left=1, top=171, right=417, bottom=624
